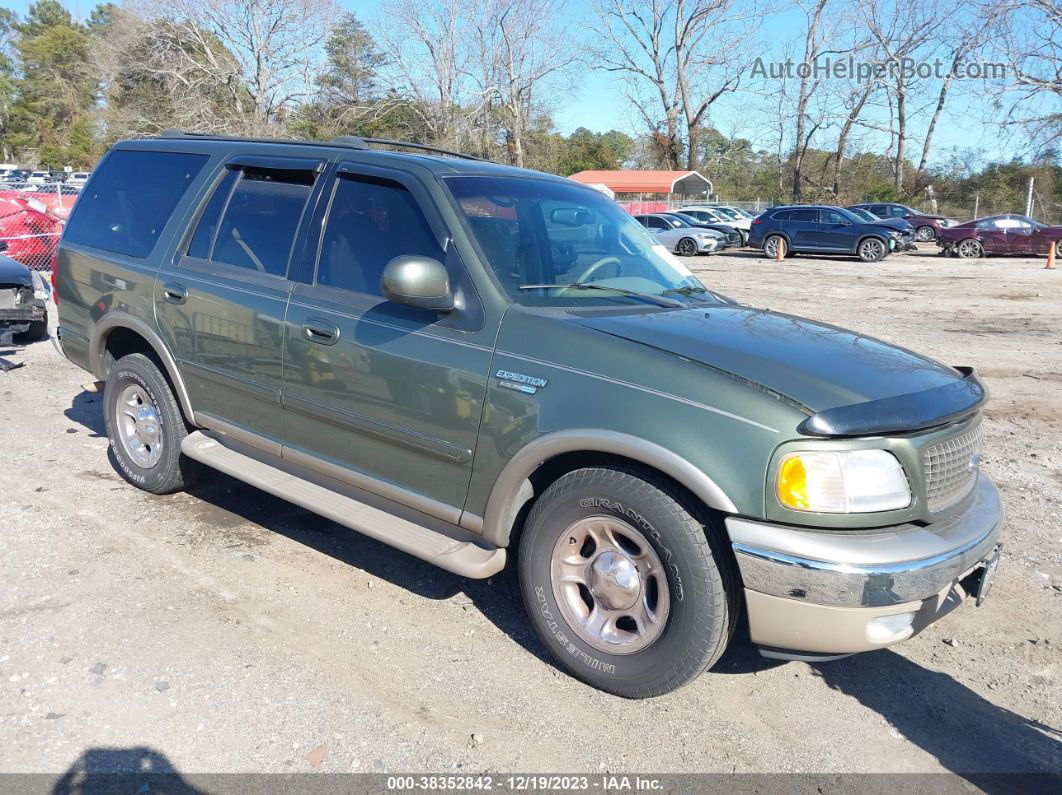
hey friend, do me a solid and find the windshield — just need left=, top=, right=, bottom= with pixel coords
left=848, top=208, right=877, bottom=221
left=446, top=176, right=706, bottom=307
left=671, top=212, right=710, bottom=227
left=713, top=207, right=740, bottom=220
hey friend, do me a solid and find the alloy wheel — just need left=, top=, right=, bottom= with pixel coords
left=116, top=383, right=164, bottom=468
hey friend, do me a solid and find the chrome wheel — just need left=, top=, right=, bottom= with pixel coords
left=859, top=238, right=885, bottom=261
left=763, top=235, right=783, bottom=258
left=550, top=516, right=670, bottom=655
left=115, top=384, right=163, bottom=468
left=956, top=239, right=983, bottom=259
left=915, top=225, right=935, bottom=242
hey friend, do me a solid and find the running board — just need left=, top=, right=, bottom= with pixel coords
left=180, top=431, right=505, bottom=578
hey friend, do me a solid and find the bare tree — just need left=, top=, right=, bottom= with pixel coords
left=988, top=0, right=1062, bottom=155
left=468, top=0, right=576, bottom=167
left=591, top=0, right=760, bottom=171
left=134, top=0, right=340, bottom=134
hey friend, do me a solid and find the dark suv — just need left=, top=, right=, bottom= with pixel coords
left=749, top=205, right=902, bottom=262
left=849, top=202, right=956, bottom=243
left=55, top=133, right=1003, bottom=697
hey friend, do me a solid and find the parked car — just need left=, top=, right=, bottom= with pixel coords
left=849, top=202, right=956, bottom=242
left=661, top=212, right=743, bottom=248
left=26, top=171, right=49, bottom=185
left=675, top=205, right=751, bottom=243
left=633, top=213, right=726, bottom=255
left=55, top=133, right=1003, bottom=697
left=47, top=171, right=69, bottom=183
left=66, top=171, right=91, bottom=186
left=936, top=214, right=1062, bottom=258
left=845, top=206, right=917, bottom=250
left=749, top=205, right=903, bottom=262
left=0, top=242, right=49, bottom=342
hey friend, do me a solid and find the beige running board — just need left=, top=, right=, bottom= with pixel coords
left=180, top=431, right=505, bottom=579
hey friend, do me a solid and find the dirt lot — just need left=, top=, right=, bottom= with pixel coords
left=0, top=248, right=1059, bottom=781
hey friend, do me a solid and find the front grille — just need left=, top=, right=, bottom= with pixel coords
left=924, top=424, right=982, bottom=512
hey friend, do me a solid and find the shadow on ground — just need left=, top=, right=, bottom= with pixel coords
left=64, top=389, right=106, bottom=437
left=52, top=746, right=204, bottom=794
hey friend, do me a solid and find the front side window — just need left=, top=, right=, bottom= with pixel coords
left=820, top=210, right=848, bottom=225
left=446, top=176, right=704, bottom=306
left=187, top=166, right=314, bottom=276
left=316, top=174, right=443, bottom=296
left=64, top=149, right=207, bottom=258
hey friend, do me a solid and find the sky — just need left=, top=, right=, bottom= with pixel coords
left=5, top=0, right=1014, bottom=167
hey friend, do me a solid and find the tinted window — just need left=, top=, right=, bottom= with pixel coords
left=888, top=205, right=909, bottom=217
left=317, top=175, right=443, bottom=296
left=868, top=205, right=888, bottom=215
left=64, top=149, right=207, bottom=258
left=187, top=169, right=239, bottom=259
left=646, top=216, right=667, bottom=229
left=771, top=210, right=791, bottom=221
left=212, top=168, right=314, bottom=276
left=788, top=209, right=817, bottom=222
left=820, top=209, right=848, bottom=224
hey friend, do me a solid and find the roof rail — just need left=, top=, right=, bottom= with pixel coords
left=156, top=129, right=485, bottom=161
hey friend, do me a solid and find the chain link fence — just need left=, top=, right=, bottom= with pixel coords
left=0, top=181, right=79, bottom=271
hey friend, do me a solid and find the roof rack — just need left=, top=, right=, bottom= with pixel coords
left=157, top=130, right=485, bottom=161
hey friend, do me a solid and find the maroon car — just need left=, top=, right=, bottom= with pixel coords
left=937, top=214, right=1062, bottom=259
left=849, top=202, right=957, bottom=242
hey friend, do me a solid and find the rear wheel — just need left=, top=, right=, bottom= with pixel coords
left=857, top=237, right=887, bottom=262
left=956, top=238, right=984, bottom=259
left=104, top=352, right=201, bottom=494
left=519, top=466, right=736, bottom=698
left=677, top=237, right=698, bottom=257
left=763, top=235, right=787, bottom=259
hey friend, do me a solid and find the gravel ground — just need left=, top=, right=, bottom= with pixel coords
left=0, top=248, right=1059, bottom=781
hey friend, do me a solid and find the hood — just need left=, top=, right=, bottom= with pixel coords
left=915, top=212, right=946, bottom=221
left=0, top=255, right=31, bottom=287
left=573, top=305, right=964, bottom=414
left=867, top=218, right=912, bottom=232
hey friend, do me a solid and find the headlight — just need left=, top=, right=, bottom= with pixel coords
left=776, top=450, right=910, bottom=513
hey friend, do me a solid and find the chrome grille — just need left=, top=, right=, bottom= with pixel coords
left=924, top=424, right=982, bottom=512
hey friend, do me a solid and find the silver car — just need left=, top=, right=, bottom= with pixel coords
left=634, top=214, right=725, bottom=256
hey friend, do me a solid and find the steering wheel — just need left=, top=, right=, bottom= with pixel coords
left=575, top=256, right=622, bottom=284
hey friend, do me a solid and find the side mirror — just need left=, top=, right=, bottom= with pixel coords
left=381, top=255, right=453, bottom=313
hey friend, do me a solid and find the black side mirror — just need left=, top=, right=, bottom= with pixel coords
left=381, top=255, right=454, bottom=313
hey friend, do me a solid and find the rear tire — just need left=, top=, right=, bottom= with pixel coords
left=103, top=352, right=201, bottom=494
left=955, top=238, right=983, bottom=259
left=763, top=235, right=787, bottom=259
left=518, top=466, right=736, bottom=698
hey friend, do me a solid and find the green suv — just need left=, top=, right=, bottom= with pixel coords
left=55, top=133, right=1003, bottom=697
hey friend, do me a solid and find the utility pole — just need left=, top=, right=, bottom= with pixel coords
left=1025, top=177, right=1034, bottom=216
left=973, top=193, right=979, bottom=218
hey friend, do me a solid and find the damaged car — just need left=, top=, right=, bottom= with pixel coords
left=0, top=243, right=49, bottom=343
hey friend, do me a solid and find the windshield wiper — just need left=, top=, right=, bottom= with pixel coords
left=662, top=285, right=734, bottom=304
left=518, top=282, right=683, bottom=308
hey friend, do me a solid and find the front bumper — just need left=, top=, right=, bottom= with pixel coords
left=698, top=238, right=724, bottom=252
left=726, top=476, right=1003, bottom=656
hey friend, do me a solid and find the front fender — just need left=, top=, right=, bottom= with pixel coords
left=477, top=429, right=738, bottom=547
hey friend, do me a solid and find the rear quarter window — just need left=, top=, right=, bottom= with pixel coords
left=63, top=149, right=208, bottom=258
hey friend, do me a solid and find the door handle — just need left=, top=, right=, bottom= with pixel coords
left=302, top=319, right=340, bottom=345
left=161, top=283, right=187, bottom=304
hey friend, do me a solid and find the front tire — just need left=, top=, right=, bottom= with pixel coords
left=676, top=237, right=698, bottom=257
left=103, top=352, right=201, bottom=494
left=518, top=466, right=735, bottom=698
left=914, top=225, right=935, bottom=242
left=857, top=237, right=887, bottom=262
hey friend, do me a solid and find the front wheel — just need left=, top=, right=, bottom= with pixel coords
left=858, top=237, right=887, bottom=262
left=914, top=225, right=936, bottom=242
left=518, top=466, right=736, bottom=698
left=676, top=237, right=698, bottom=257
left=955, top=238, right=984, bottom=259
left=104, top=352, right=202, bottom=494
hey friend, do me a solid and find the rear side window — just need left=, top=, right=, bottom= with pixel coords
left=64, top=150, right=207, bottom=258
left=188, top=166, right=315, bottom=276
left=771, top=210, right=791, bottom=221
left=788, top=209, right=817, bottom=222
left=316, top=175, right=443, bottom=296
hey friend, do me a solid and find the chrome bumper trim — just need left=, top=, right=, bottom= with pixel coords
left=727, top=477, right=1003, bottom=608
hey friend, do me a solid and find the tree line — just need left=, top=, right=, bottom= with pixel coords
left=0, top=0, right=1058, bottom=217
